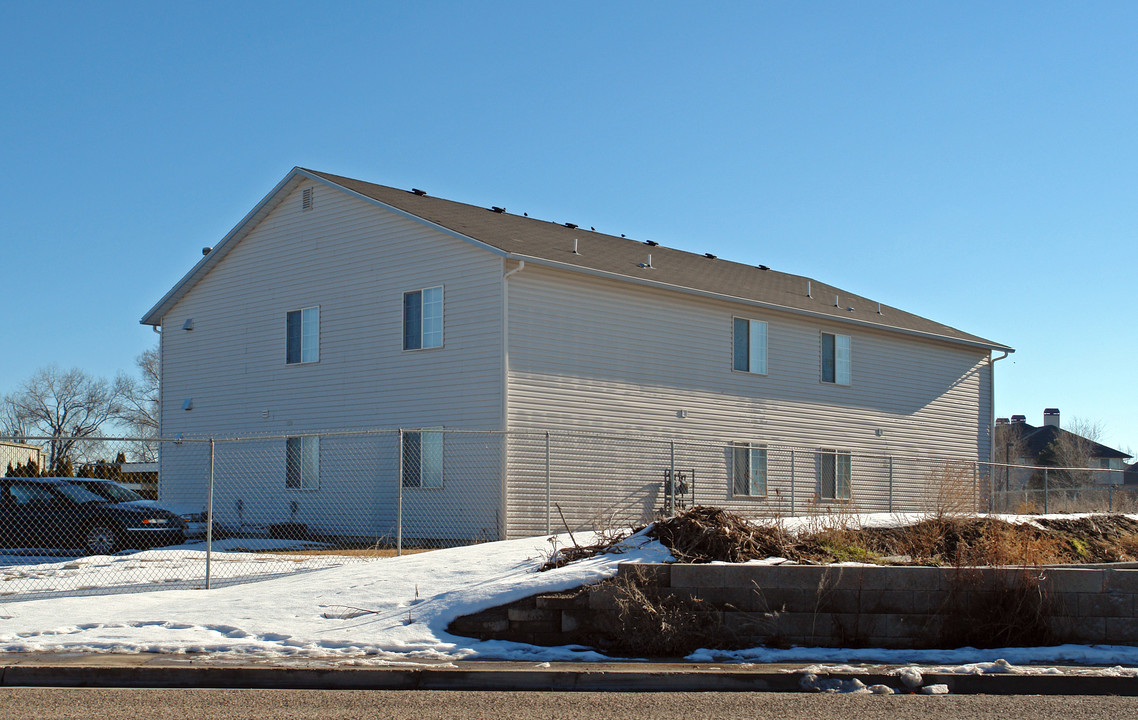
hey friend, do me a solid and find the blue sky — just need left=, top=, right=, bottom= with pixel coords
left=2, top=2, right=1135, bottom=451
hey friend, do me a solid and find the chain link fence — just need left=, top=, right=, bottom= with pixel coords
left=0, top=430, right=1133, bottom=601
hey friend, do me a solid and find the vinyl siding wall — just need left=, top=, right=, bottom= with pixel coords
left=157, top=182, right=505, bottom=540
left=505, top=264, right=991, bottom=536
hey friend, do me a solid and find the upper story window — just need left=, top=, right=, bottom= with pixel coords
left=286, top=307, right=319, bottom=364
left=733, top=318, right=768, bottom=374
left=731, top=442, right=768, bottom=497
left=402, top=428, right=443, bottom=488
left=820, top=449, right=851, bottom=500
left=404, top=286, right=443, bottom=350
left=821, top=332, right=850, bottom=385
left=285, top=436, right=320, bottom=489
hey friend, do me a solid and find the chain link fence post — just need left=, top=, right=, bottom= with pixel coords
left=206, top=437, right=215, bottom=590
left=973, top=462, right=978, bottom=514
left=1043, top=467, right=1049, bottom=514
left=396, top=429, right=403, bottom=557
left=888, top=456, right=894, bottom=513
left=545, top=431, right=551, bottom=535
left=667, top=441, right=676, bottom=516
left=789, top=449, right=796, bottom=516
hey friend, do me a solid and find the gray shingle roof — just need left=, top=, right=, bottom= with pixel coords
left=303, top=169, right=1010, bottom=351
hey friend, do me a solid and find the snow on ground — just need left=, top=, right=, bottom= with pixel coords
left=0, top=515, right=1136, bottom=671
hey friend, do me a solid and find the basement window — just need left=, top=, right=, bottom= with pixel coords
left=820, top=449, right=851, bottom=500
left=731, top=442, right=767, bottom=497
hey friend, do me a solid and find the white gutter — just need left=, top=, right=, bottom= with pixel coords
left=502, top=252, right=1013, bottom=354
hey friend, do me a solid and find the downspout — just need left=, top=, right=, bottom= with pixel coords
left=499, top=260, right=525, bottom=540
left=987, top=349, right=1010, bottom=464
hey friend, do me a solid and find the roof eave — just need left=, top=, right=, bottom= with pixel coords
left=141, top=167, right=312, bottom=326
left=504, top=252, right=1014, bottom=353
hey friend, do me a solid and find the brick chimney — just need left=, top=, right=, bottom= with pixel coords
left=1043, top=408, right=1060, bottom=427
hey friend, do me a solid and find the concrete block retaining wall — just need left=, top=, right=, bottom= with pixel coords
left=448, top=562, right=1138, bottom=651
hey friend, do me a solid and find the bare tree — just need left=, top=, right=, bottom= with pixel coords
left=116, top=346, right=160, bottom=461
left=1036, top=416, right=1108, bottom=488
left=2, top=366, right=126, bottom=470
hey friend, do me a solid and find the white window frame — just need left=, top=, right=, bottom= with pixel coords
left=403, top=286, right=444, bottom=351
left=285, top=435, right=320, bottom=490
left=402, top=427, right=444, bottom=489
left=732, top=317, right=768, bottom=375
left=731, top=442, right=768, bottom=497
left=821, top=332, right=850, bottom=385
left=819, top=449, right=851, bottom=500
left=286, top=306, right=320, bottom=364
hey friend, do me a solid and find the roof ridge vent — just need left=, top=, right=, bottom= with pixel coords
left=704, top=253, right=717, bottom=259
left=411, top=188, right=427, bottom=196
left=564, top=222, right=578, bottom=229
left=490, top=206, right=506, bottom=213
left=644, top=240, right=658, bottom=246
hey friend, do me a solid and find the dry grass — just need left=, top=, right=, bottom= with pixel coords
left=647, top=506, right=1138, bottom=567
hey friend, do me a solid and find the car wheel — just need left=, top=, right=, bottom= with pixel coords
left=85, top=525, right=118, bottom=556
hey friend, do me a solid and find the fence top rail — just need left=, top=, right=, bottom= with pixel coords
left=984, top=461, right=1128, bottom=475
left=1, top=431, right=999, bottom=467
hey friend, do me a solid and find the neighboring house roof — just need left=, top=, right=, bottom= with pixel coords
left=141, top=167, right=1012, bottom=352
left=997, top=422, right=1132, bottom=461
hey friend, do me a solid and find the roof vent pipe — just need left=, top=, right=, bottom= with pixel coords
left=877, top=302, right=882, bottom=315
left=572, top=238, right=579, bottom=255
left=806, top=281, right=812, bottom=298
left=834, top=295, right=840, bottom=307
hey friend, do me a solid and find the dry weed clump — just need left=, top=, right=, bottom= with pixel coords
left=923, top=460, right=978, bottom=518
left=648, top=506, right=795, bottom=563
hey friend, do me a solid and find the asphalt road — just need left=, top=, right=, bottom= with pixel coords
left=1, top=688, right=1135, bottom=720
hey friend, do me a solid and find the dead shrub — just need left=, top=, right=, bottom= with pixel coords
left=939, top=566, right=1055, bottom=648
left=590, top=566, right=750, bottom=657
left=923, top=460, right=978, bottom=519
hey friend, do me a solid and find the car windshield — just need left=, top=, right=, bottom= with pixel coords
left=52, top=483, right=109, bottom=504
left=70, top=480, right=145, bottom=503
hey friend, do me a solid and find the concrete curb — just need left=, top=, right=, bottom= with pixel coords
left=0, top=659, right=1134, bottom=694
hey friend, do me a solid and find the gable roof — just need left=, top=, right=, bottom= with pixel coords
left=142, top=167, right=1012, bottom=352
left=997, top=422, right=1132, bottom=461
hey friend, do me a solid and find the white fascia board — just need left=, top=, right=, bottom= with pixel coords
left=140, top=168, right=308, bottom=326
left=504, top=252, right=1015, bottom=354
left=140, top=168, right=509, bottom=327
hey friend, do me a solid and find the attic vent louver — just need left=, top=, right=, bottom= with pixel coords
left=302, top=187, right=313, bottom=211
left=411, top=188, right=427, bottom=196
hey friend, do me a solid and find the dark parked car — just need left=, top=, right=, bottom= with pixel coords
left=65, top=477, right=206, bottom=540
left=0, top=477, right=187, bottom=555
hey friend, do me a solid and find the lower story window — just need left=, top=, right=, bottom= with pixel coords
left=402, top=428, right=443, bottom=488
left=731, top=443, right=767, bottom=497
left=820, top=449, right=851, bottom=500
left=286, top=436, right=319, bottom=489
